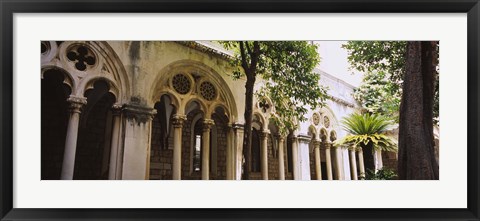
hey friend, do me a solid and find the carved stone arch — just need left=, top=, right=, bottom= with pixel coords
left=319, top=128, right=329, bottom=143
left=41, top=66, right=75, bottom=92
left=330, top=130, right=337, bottom=142
left=308, top=125, right=319, bottom=141
left=77, top=76, right=120, bottom=101
left=44, top=41, right=130, bottom=103
left=183, top=97, right=208, bottom=116
left=208, top=101, right=231, bottom=122
left=150, top=60, right=237, bottom=122
left=253, top=111, right=267, bottom=131
left=154, top=90, right=181, bottom=111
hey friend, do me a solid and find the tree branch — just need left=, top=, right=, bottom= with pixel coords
left=239, top=41, right=249, bottom=72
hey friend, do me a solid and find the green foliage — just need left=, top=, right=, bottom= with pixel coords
left=342, top=41, right=439, bottom=122
left=220, top=41, right=328, bottom=133
left=335, top=113, right=397, bottom=152
left=359, top=168, right=398, bottom=180
left=353, top=71, right=401, bottom=121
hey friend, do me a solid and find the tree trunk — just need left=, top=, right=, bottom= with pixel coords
left=242, top=76, right=255, bottom=180
left=398, top=41, right=439, bottom=180
left=362, top=143, right=375, bottom=173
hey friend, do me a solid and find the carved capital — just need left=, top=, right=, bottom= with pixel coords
left=297, top=134, right=312, bottom=144
left=202, top=119, right=215, bottom=132
left=111, top=103, right=123, bottom=115
left=123, top=103, right=157, bottom=124
left=312, top=139, right=322, bottom=147
left=231, top=123, right=244, bottom=131
left=67, top=96, right=87, bottom=114
left=260, top=130, right=270, bottom=138
left=172, top=114, right=187, bottom=128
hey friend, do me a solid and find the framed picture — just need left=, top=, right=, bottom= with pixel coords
left=1, top=0, right=479, bottom=220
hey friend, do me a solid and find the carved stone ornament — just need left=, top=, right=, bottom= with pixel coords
left=172, top=114, right=187, bottom=128
left=123, top=103, right=157, bottom=125
left=203, top=119, right=215, bottom=131
left=67, top=96, right=87, bottom=113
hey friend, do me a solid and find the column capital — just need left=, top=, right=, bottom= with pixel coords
left=203, top=119, right=215, bottom=131
left=274, top=134, right=286, bottom=142
left=297, top=134, right=312, bottom=144
left=123, top=103, right=157, bottom=124
left=260, top=130, right=270, bottom=138
left=231, top=123, right=244, bottom=130
left=67, top=96, right=87, bottom=113
left=111, top=103, right=123, bottom=115
left=172, top=114, right=187, bottom=128
left=312, top=139, right=322, bottom=147
left=324, top=142, right=332, bottom=149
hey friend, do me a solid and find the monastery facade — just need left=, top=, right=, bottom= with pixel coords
left=41, top=41, right=388, bottom=180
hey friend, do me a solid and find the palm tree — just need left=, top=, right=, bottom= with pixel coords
left=335, top=113, right=397, bottom=175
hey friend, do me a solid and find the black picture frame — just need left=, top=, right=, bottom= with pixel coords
left=1, top=0, right=479, bottom=220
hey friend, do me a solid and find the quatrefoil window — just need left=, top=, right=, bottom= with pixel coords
left=200, top=81, right=216, bottom=101
left=67, top=46, right=96, bottom=71
left=259, top=100, right=271, bottom=113
left=172, top=74, right=191, bottom=95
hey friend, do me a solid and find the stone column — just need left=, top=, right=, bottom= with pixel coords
left=333, top=144, right=344, bottom=180
left=121, top=103, right=156, bottom=180
left=291, top=136, right=299, bottom=180
left=349, top=148, right=358, bottom=180
left=297, top=134, right=312, bottom=180
left=375, top=149, right=383, bottom=171
left=261, top=130, right=269, bottom=180
left=277, top=136, right=285, bottom=180
left=324, top=142, right=333, bottom=180
left=313, top=140, right=322, bottom=180
left=108, top=104, right=122, bottom=180
left=358, top=149, right=366, bottom=179
left=172, top=114, right=186, bottom=180
left=60, top=96, right=87, bottom=180
left=226, top=124, right=234, bottom=180
left=233, top=124, right=244, bottom=180
left=202, top=119, right=214, bottom=180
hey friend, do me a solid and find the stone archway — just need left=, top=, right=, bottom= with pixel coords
left=41, top=41, right=129, bottom=180
left=148, top=61, right=238, bottom=180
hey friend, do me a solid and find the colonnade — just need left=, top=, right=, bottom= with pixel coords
left=57, top=97, right=367, bottom=180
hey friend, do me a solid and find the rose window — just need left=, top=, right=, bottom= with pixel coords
left=172, top=74, right=191, bottom=94
left=312, top=113, right=320, bottom=126
left=324, top=116, right=330, bottom=128
left=200, top=81, right=216, bottom=101
left=41, top=41, right=49, bottom=54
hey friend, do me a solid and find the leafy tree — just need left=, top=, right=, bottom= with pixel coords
left=335, top=113, right=397, bottom=172
left=352, top=71, right=401, bottom=120
left=219, top=41, right=327, bottom=179
left=342, top=41, right=439, bottom=121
